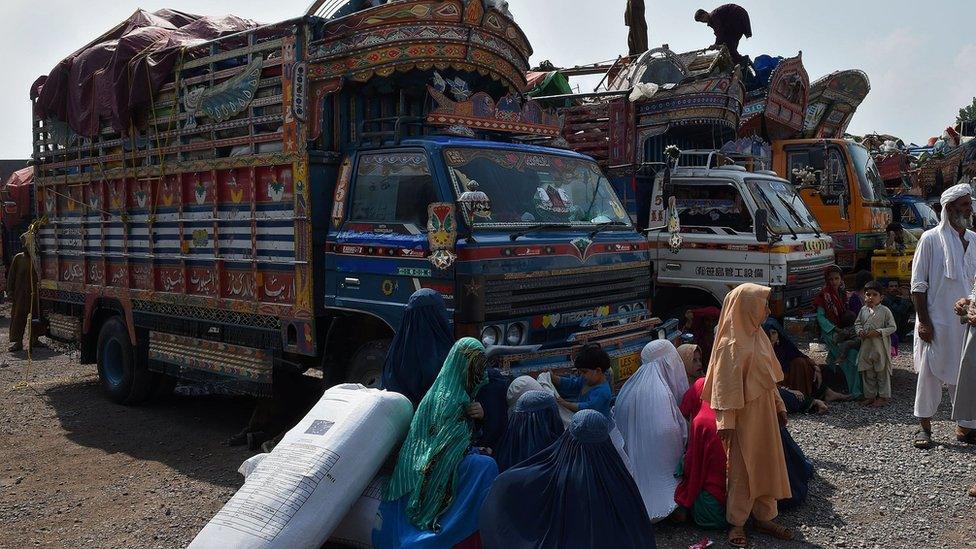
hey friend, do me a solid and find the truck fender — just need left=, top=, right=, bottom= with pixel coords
left=83, top=293, right=137, bottom=346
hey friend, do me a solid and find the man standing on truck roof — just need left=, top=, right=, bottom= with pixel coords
left=7, top=233, right=39, bottom=352
left=910, top=183, right=976, bottom=449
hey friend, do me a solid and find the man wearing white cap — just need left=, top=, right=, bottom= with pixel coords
left=911, top=182, right=976, bottom=449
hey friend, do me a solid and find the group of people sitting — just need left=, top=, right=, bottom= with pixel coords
left=374, top=284, right=821, bottom=548
left=813, top=267, right=915, bottom=406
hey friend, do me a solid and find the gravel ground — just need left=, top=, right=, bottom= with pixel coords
left=1, top=304, right=975, bottom=548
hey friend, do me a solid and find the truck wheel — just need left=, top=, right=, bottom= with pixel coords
left=96, top=317, right=154, bottom=405
left=345, top=339, right=391, bottom=388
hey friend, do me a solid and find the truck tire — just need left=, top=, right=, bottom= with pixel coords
left=96, top=317, right=154, bottom=405
left=345, top=339, right=391, bottom=388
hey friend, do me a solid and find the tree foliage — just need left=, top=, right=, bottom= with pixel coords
left=958, top=97, right=976, bottom=124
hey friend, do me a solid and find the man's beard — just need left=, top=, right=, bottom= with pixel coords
left=951, top=212, right=973, bottom=229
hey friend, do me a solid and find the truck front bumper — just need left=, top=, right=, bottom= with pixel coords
left=487, top=312, right=680, bottom=389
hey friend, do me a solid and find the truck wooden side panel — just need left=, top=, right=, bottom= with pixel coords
left=34, top=28, right=318, bottom=364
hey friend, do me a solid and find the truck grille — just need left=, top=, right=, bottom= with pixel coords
left=484, top=263, right=650, bottom=320
left=787, top=259, right=831, bottom=311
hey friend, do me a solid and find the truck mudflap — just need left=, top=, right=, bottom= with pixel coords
left=488, top=311, right=680, bottom=389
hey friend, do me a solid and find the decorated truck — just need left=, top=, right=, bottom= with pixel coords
left=0, top=166, right=34, bottom=295
left=769, top=70, right=891, bottom=273
left=771, top=138, right=891, bottom=273
left=648, top=151, right=833, bottom=318
left=29, top=1, right=665, bottom=404
left=535, top=48, right=831, bottom=318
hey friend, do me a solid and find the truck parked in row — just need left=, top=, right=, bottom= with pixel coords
left=29, top=0, right=667, bottom=404
left=535, top=47, right=833, bottom=318
left=648, top=151, right=834, bottom=318
left=771, top=138, right=890, bottom=273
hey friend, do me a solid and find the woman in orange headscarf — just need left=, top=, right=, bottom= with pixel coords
left=701, top=283, right=792, bottom=548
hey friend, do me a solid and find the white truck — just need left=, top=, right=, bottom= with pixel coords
left=648, top=151, right=835, bottom=319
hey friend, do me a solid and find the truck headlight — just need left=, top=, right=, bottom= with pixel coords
left=505, top=323, right=524, bottom=345
left=481, top=326, right=500, bottom=346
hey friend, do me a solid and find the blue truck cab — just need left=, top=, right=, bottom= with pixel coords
left=889, top=194, right=938, bottom=239
left=326, top=136, right=667, bottom=385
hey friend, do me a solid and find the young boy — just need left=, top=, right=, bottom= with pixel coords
left=548, top=343, right=613, bottom=419
left=855, top=281, right=898, bottom=407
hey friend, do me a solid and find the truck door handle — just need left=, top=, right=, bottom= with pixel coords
left=665, top=263, right=681, bottom=271
left=343, top=277, right=360, bottom=287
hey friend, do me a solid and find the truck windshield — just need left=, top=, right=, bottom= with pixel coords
left=443, top=148, right=631, bottom=226
left=746, top=178, right=820, bottom=234
left=914, top=201, right=939, bottom=228
left=848, top=143, right=888, bottom=204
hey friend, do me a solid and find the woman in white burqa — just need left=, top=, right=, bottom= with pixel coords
left=614, top=340, right=688, bottom=522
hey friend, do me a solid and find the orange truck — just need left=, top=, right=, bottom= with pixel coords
left=771, top=138, right=890, bottom=272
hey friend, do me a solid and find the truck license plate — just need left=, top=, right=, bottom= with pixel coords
left=616, top=352, right=642, bottom=380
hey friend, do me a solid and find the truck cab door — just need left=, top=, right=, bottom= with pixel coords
left=325, top=149, right=449, bottom=329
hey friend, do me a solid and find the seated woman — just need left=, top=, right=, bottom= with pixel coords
left=677, top=344, right=704, bottom=385
left=506, top=375, right=545, bottom=410
left=777, top=425, right=815, bottom=511
left=377, top=338, right=497, bottom=548
left=473, top=368, right=512, bottom=452
left=615, top=342, right=688, bottom=522
left=381, top=289, right=454, bottom=407
left=494, top=390, right=565, bottom=472
left=688, top=306, right=721, bottom=363
left=814, top=266, right=862, bottom=398
left=675, top=378, right=727, bottom=530
left=637, top=339, right=690, bottom=403
left=479, top=410, right=656, bottom=548
left=764, top=319, right=848, bottom=405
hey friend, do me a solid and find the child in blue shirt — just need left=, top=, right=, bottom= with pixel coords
left=549, top=343, right=613, bottom=419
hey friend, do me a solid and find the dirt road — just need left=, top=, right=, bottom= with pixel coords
left=0, top=307, right=253, bottom=548
left=2, top=303, right=976, bottom=548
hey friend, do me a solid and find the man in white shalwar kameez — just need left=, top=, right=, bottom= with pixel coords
left=911, top=183, right=976, bottom=449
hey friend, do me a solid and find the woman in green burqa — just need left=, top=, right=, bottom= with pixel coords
left=378, top=337, right=498, bottom=546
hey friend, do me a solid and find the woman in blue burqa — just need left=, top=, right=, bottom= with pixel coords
left=494, top=390, right=564, bottom=472
left=478, top=409, right=656, bottom=548
left=375, top=337, right=498, bottom=548
left=381, top=289, right=455, bottom=407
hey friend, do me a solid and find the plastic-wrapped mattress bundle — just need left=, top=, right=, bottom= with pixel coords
left=328, top=474, right=387, bottom=548
left=189, top=384, right=412, bottom=549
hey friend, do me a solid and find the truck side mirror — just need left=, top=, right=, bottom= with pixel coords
left=808, top=147, right=826, bottom=171
left=755, top=208, right=769, bottom=243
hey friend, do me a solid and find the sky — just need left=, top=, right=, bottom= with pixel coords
left=1, top=0, right=974, bottom=159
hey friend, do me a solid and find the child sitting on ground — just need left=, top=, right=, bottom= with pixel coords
left=855, top=281, right=898, bottom=407
left=547, top=343, right=613, bottom=419
left=834, top=310, right=860, bottom=361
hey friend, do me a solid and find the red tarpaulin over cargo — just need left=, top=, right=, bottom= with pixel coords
left=2, top=166, right=33, bottom=228
left=32, top=9, right=260, bottom=137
